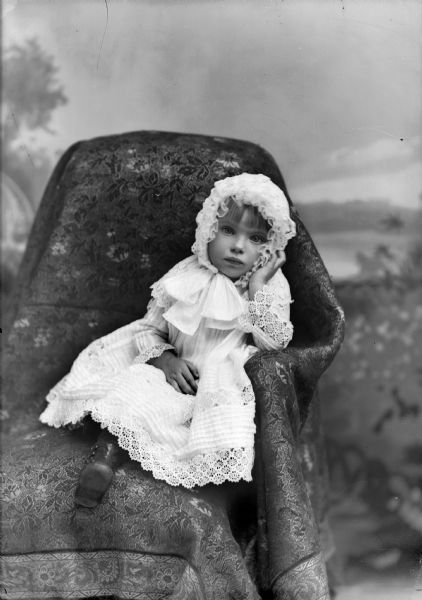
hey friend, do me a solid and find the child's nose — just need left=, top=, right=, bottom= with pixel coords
left=232, top=235, right=246, bottom=253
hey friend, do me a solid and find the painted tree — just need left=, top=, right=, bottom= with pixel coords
left=2, top=37, right=68, bottom=207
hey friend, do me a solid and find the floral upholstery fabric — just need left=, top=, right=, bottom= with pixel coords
left=1, top=131, right=345, bottom=599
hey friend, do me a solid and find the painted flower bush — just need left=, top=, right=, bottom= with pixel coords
left=320, top=246, right=422, bottom=568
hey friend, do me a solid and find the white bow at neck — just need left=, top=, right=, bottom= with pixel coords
left=156, top=262, right=247, bottom=336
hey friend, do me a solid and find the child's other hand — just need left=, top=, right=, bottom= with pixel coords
left=249, top=249, right=285, bottom=299
left=148, top=351, right=199, bottom=395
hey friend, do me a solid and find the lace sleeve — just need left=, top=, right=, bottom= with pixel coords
left=239, top=273, right=293, bottom=351
left=132, top=297, right=175, bottom=364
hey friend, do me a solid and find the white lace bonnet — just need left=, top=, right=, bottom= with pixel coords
left=191, top=173, right=296, bottom=276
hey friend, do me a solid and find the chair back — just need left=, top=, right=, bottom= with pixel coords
left=8, top=131, right=318, bottom=416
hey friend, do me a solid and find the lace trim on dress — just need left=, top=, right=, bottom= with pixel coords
left=197, top=385, right=254, bottom=412
left=133, top=343, right=174, bottom=364
left=149, top=282, right=172, bottom=310
left=249, top=284, right=291, bottom=312
left=41, top=396, right=254, bottom=487
left=93, top=411, right=255, bottom=487
left=239, top=284, right=293, bottom=348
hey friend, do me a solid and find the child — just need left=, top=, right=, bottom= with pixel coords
left=40, top=173, right=296, bottom=508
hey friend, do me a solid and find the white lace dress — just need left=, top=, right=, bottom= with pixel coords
left=40, top=256, right=293, bottom=488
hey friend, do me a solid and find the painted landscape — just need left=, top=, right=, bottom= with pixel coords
left=296, top=199, right=421, bottom=281
left=2, top=9, right=421, bottom=593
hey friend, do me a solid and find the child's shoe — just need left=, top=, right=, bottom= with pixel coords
left=75, top=430, right=127, bottom=508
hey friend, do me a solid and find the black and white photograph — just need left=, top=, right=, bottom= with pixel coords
left=1, top=1, right=421, bottom=599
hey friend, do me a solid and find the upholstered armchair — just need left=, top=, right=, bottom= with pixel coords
left=1, top=131, right=345, bottom=600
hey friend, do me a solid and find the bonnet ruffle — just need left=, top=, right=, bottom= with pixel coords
left=191, top=173, right=296, bottom=275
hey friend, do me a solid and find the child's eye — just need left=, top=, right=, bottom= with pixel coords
left=250, top=234, right=267, bottom=244
left=221, top=225, right=235, bottom=235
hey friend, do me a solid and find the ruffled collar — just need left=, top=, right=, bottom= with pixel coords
left=153, top=259, right=247, bottom=336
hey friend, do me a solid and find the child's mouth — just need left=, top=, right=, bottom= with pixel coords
left=224, top=257, right=244, bottom=265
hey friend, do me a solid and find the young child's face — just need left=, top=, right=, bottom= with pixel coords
left=208, top=203, right=269, bottom=280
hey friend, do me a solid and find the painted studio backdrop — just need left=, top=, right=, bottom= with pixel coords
left=2, top=0, right=422, bottom=594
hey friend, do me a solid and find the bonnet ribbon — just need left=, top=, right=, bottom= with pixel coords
left=161, top=267, right=246, bottom=336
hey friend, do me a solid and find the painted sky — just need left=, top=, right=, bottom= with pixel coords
left=3, top=0, right=422, bottom=206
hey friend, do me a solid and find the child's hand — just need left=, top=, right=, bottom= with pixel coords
left=249, top=249, right=285, bottom=299
left=148, top=351, right=199, bottom=395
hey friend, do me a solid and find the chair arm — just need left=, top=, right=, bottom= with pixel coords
left=244, top=347, right=330, bottom=597
left=246, top=304, right=345, bottom=425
